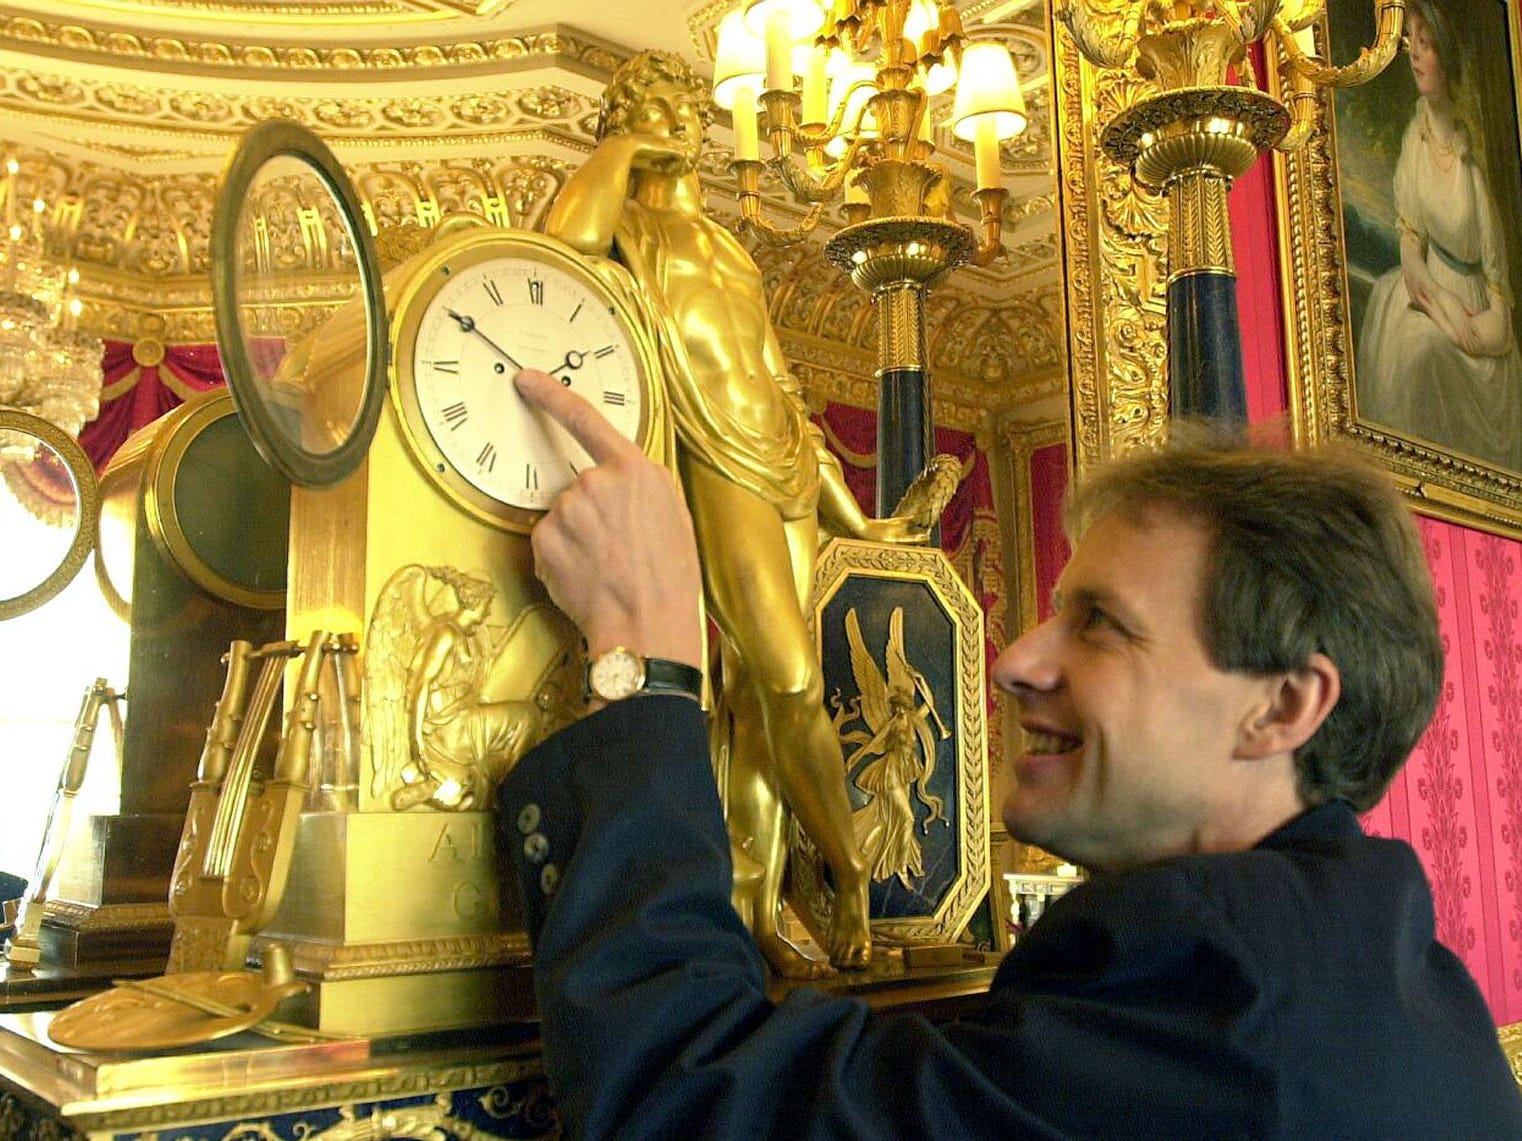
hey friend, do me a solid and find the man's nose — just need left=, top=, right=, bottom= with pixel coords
left=991, top=618, right=1062, bottom=696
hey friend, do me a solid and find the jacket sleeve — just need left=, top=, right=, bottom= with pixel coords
left=496, top=697, right=1277, bottom=1141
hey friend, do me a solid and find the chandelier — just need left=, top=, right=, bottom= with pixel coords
left=0, top=157, right=103, bottom=447
left=712, top=0, right=1026, bottom=514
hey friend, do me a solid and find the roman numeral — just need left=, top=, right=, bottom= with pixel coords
left=569, top=301, right=583, bottom=323
left=476, top=442, right=497, bottom=472
left=527, top=278, right=545, bottom=305
left=430, top=359, right=460, bottom=374
left=602, top=391, right=627, bottom=407
left=594, top=345, right=615, bottom=359
left=441, top=401, right=468, bottom=429
left=524, top=463, right=539, bottom=491
left=483, top=278, right=503, bottom=306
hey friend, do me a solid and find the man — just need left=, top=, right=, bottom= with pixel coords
left=501, top=367, right=1522, bottom=1138
left=544, top=50, right=926, bottom=975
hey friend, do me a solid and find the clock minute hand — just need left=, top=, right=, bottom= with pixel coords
left=446, top=308, right=524, bottom=372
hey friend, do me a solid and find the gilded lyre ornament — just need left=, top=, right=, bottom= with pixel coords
left=548, top=50, right=957, bottom=977
left=1055, top=0, right=1403, bottom=418
left=4, top=679, right=124, bottom=968
left=364, top=564, right=579, bottom=812
left=167, top=631, right=356, bottom=973
left=836, top=607, right=950, bottom=889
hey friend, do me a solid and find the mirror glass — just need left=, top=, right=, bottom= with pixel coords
left=212, top=121, right=386, bottom=488
left=231, top=151, right=369, bottom=460
left=0, top=417, right=93, bottom=619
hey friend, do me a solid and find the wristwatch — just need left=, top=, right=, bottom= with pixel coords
left=584, top=647, right=702, bottom=703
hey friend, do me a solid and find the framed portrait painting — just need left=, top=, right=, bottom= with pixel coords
left=1279, top=0, right=1522, bottom=535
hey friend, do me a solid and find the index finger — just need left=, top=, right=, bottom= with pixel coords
left=515, top=368, right=642, bottom=466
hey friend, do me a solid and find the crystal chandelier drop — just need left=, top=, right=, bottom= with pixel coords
left=0, top=158, right=103, bottom=445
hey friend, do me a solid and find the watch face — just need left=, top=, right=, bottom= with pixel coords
left=588, top=648, right=645, bottom=701
left=393, top=230, right=654, bottom=532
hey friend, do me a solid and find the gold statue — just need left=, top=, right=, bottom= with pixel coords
left=837, top=608, right=950, bottom=890
left=546, top=51, right=929, bottom=975
left=365, top=565, right=574, bottom=812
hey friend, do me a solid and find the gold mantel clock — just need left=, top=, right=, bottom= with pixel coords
left=390, top=228, right=657, bottom=531
left=205, top=120, right=672, bottom=1036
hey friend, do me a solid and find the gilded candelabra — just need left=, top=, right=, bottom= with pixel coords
left=714, top=0, right=1026, bottom=513
left=1056, top=0, right=1403, bottom=419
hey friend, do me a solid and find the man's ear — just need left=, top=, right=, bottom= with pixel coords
left=1234, top=652, right=1341, bottom=759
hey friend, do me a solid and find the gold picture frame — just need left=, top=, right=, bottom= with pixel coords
left=1277, top=0, right=1522, bottom=536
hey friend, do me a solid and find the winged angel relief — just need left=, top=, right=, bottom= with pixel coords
left=364, top=565, right=578, bottom=812
left=833, top=607, right=951, bottom=889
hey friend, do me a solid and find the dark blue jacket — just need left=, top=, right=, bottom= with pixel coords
left=499, top=696, right=1522, bottom=1139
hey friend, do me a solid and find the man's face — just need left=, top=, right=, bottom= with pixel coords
left=626, top=79, right=705, bottom=171
left=992, top=508, right=1277, bottom=872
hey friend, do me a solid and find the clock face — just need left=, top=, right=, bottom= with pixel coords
left=392, top=230, right=655, bottom=531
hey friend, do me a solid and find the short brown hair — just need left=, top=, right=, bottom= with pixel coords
left=597, top=50, right=714, bottom=142
left=1067, top=436, right=1443, bottom=812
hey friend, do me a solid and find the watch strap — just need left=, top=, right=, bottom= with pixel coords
left=640, top=657, right=703, bottom=699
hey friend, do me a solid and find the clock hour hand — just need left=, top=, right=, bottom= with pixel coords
left=551, top=349, right=587, bottom=386
left=446, top=309, right=524, bottom=373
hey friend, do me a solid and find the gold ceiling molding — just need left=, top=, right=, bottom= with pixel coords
left=0, top=68, right=601, bottom=151
left=36, top=1, right=461, bottom=17
left=0, top=19, right=622, bottom=78
left=1052, top=12, right=1167, bottom=472
left=3, top=145, right=571, bottom=283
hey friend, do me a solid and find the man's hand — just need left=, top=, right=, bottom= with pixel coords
left=515, top=369, right=703, bottom=671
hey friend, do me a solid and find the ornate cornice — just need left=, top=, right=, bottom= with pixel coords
left=0, top=19, right=626, bottom=80
left=0, top=72, right=603, bottom=157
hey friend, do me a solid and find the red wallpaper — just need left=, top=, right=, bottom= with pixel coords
left=1230, top=156, right=1522, bottom=1024
left=1028, top=442, right=1070, bottom=623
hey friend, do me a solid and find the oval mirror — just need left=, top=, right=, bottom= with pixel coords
left=210, top=120, right=387, bottom=487
left=0, top=409, right=99, bottom=620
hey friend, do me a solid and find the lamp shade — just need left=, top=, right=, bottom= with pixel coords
left=903, top=0, right=938, bottom=48
left=743, top=0, right=824, bottom=40
left=714, top=10, right=767, bottom=109
left=951, top=42, right=1026, bottom=141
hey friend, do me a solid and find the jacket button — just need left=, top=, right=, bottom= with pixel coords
left=516, top=803, right=541, bottom=835
left=540, top=863, right=560, bottom=896
left=523, top=832, right=549, bottom=864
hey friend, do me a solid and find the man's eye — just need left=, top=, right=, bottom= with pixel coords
left=1078, top=607, right=1117, bottom=633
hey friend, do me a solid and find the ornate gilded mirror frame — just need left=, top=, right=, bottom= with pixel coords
left=1050, top=17, right=1170, bottom=473
left=0, top=409, right=100, bottom=621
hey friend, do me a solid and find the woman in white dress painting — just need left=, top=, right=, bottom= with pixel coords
left=1355, top=0, right=1522, bottom=471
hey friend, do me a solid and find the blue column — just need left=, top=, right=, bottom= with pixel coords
left=1167, top=271, right=1247, bottom=423
left=876, top=366, right=932, bottom=520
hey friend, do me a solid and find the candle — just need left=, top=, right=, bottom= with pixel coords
left=766, top=7, right=792, bottom=93
left=975, top=116, right=1000, bottom=190
left=734, top=84, right=760, bottom=161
